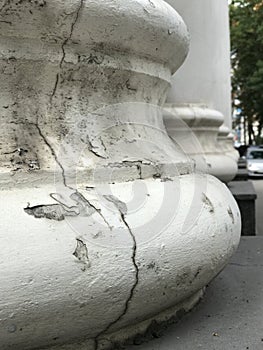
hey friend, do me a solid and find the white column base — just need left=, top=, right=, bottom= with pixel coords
left=218, top=126, right=240, bottom=163
left=0, top=1, right=241, bottom=349
left=164, top=104, right=238, bottom=183
left=45, top=289, right=205, bottom=350
left=0, top=174, right=240, bottom=350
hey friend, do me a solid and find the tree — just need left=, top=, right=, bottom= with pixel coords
left=230, top=0, right=263, bottom=144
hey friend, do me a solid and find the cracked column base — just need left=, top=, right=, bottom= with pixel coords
left=96, top=288, right=205, bottom=350
left=0, top=2, right=241, bottom=350
left=45, top=289, right=205, bottom=350
left=0, top=173, right=241, bottom=350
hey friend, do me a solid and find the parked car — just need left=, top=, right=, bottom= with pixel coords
left=246, top=146, right=263, bottom=177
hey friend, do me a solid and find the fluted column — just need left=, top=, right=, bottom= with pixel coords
left=164, top=0, right=238, bottom=183
left=0, top=1, right=240, bottom=350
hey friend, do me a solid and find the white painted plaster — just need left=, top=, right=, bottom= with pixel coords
left=165, top=0, right=232, bottom=127
left=0, top=1, right=241, bottom=349
left=164, top=0, right=238, bottom=182
left=164, top=105, right=238, bottom=183
left=218, top=126, right=240, bottom=162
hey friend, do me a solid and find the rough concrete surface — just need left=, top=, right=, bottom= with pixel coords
left=125, top=237, right=263, bottom=350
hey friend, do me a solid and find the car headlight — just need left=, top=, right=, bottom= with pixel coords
left=247, top=163, right=253, bottom=169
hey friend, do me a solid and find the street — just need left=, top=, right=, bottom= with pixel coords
left=252, top=179, right=263, bottom=236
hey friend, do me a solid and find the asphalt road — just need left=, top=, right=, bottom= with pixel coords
left=252, top=179, right=263, bottom=235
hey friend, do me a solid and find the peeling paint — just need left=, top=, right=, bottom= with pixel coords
left=86, top=135, right=107, bottom=159
left=73, top=239, right=90, bottom=271
left=24, top=191, right=114, bottom=226
left=24, top=203, right=77, bottom=221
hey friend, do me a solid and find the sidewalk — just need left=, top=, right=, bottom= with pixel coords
left=125, top=237, right=263, bottom=350
left=252, top=180, right=263, bottom=235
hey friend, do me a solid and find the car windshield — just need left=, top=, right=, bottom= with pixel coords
left=247, top=150, right=263, bottom=160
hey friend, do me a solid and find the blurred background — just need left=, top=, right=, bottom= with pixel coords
left=230, top=0, right=263, bottom=236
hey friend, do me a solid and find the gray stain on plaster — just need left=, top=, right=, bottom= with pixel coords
left=73, top=239, right=90, bottom=271
left=202, top=193, right=214, bottom=213
left=6, top=148, right=40, bottom=172
left=227, top=207, right=235, bottom=224
left=7, top=324, right=17, bottom=333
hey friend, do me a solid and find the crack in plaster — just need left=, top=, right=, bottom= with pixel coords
left=86, top=135, right=107, bottom=159
left=75, top=191, right=113, bottom=230
left=27, top=117, right=114, bottom=230
left=123, top=161, right=145, bottom=180
left=94, top=195, right=139, bottom=350
left=31, top=120, right=67, bottom=187
left=107, top=160, right=153, bottom=180
left=29, top=121, right=114, bottom=232
left=104, top=195, right=127, bottom=215
left=27, top=121, right=112, bottom=230
left=60, top=0, right=83, bottom=68
left=50, top=73, right=59, bottom=101
left=50, top=0, right=84, bottom=101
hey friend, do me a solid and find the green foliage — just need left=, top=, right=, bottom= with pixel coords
left=230, top=0, right=263, bottom=143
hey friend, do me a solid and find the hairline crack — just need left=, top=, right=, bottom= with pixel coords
left=28, top=120, right=112, bottom=230
left=94, top=197, right=139, bottom=349
left=50, top=0, right=84, bottom=101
